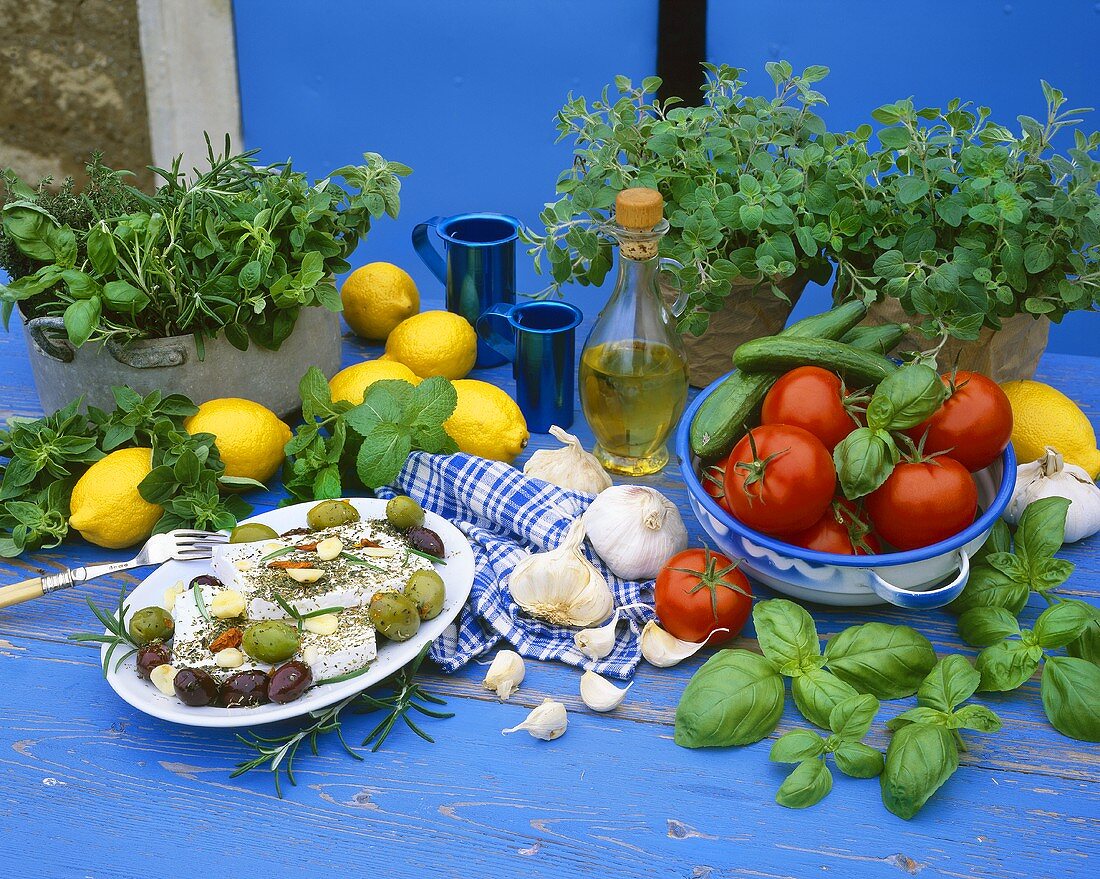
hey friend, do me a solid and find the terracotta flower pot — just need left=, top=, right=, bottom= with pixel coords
left=663, top=274, right=808, bottom=388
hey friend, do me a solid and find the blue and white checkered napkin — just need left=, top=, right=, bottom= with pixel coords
left=377, top=452, right=656, bottom=680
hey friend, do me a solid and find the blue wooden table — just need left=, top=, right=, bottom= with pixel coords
left=1, top=313, right=1097, bottom=879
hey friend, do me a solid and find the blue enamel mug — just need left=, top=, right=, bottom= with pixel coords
left=412, top=212, right=520, bottom=367
left=476, top=301, right=583, bottom=432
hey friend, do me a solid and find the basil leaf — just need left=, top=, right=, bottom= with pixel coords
left=102, top=279, right=150, bottom=312
left=976, top=640, right=1042, bottom=691
left=1028, top=557, right=1075, bottom=595
left=775, top=758, right=832, bottom=809
left=828, top=693, right=879, bottom=741
left=1033, top=599, right=1093, bottom=649
left=1066, top=613, right=1100, bottom=664
left=824, top=622, right=937, bottom=699
left=957, top=607, right=1021, bottom=647
left=769, top=728, right=826, bottom=763
left=917, top=655, right=981, bottom=712
left=833, top=741, right=884, bottom=778
left=752, top=599, right=821, bottom=674
left=86, top=224, right=118, bottom=275
left=791, top=667, right=858, bottom=729
left=951, top=704, right=1002, bottom=733
left=1014, top=496, right=1071, bottom=563
left=880, top=723, right=960, bottom=820
left=674, top=650, right=785, bottom=748
left=865, top=363, right=946, bottom=431
left=886, top=706, right=950, bottom=731
left=63, top=297, right=101, bottom=347
left=833, top=427, right=898, bottom=499
left=1041, top=656, right=1100, bottom=742
left=947, top=564, right=1029, bottom=616
left=972, top=518, right=1011, bottom=566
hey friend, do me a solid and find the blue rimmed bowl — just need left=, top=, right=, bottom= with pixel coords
left=676, top=377, right=1017, bottom=609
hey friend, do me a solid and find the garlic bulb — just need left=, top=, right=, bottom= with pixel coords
left=580, top=670, right=632, bottom=712
left=1005, top=446, right=1100, bottom=543
left=640, top=620, right=721, bottom=668
left=508, top=520, right=614, bottom=627
left=523, top=426, right=613, bottom=495
left=574, top=609, right=620, bottom=660
left=502, top=699, right=568, bottom=740
left=483, top=649, right=526, bottom=700
left=582, top=486, right=688, bottom=580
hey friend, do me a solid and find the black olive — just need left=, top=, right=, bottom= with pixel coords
left=268, top=660, right=313, bottom=704
left=135, top=642, right=171, bottom=680
left=173, top=667, right=220, bottom=707
left=220, top=670, right=270, bottom=708
left=405, top=526, right=444, bottom=558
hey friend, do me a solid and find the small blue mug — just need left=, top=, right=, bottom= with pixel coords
left=477, top=301, right=584, bottom=432
left=412, top=212, right=520, bottom=367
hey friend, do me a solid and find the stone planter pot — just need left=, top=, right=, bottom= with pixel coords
left=663, top=274, right=808, bottom=388
left=19, top=305, right=343, bottom=418
left=861, top=297, right=1050, bottom=383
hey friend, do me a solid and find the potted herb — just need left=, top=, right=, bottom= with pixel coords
left=525, top=62, right=839, bottom=386
left=829, top=83, right=1100, bottom=380
left=0, top=138, right=410, bottom=415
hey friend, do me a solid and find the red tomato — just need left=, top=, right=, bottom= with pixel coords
left=723, top=425, right=836, bottom=535
left=786, top=499, right=882, bottom=555
left=655, top=548, right=752, bottom=644
left=903, top=371, right=1013, bottom=472
left=761, top=366, right=863, bottom=452
left=865, top=457, right=978, bottom=550
left=700, top=456, right=731, bottom=513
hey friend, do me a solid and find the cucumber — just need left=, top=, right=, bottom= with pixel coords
left=733, top=337, right=898, bottom=386
left=689, top=301, right=867, bottom=460
left=838, top=323, right=907, bottom=356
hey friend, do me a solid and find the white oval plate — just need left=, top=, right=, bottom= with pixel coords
left=103, top=498, right=475, bottom=728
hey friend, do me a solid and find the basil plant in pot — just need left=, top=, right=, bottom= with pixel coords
left=524, top=62, right=840, bottom=386
left=0, top=138, right=410, bottom=416
left=829, top=83, right=1100, bottom=381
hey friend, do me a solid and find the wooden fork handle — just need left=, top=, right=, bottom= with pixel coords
left=0, top=577, right=44, bottom=609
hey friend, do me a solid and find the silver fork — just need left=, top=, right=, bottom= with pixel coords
left=0, top=529, right=229, bottom=609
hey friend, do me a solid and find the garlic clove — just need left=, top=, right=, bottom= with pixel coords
left=579, top=670, right=632, bottom=712
left=502, top=698, right=568, bottom=740
left=315, top=537, right=344, bottom=561
left=640, top=620, right=715, bottom=668
left=574, top=608, right=620, bottom=660
left=285, top=568, right=326, bottom=584
left=483, top=649, right=526, bottom=700
left=582, top=485, right=688, bottom=581
left=523, top=426, right=613, bottom=495
left=303, top=612, right=339, bottom=636
left=508, top=519, right=614, bottom=628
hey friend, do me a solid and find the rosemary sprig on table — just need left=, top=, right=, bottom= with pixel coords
left=231, top=642, right=453, bottom=797
left=68, top=588, right=139, bottom=676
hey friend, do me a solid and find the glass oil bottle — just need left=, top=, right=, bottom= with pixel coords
left=579, top=187, right=689, bottom=476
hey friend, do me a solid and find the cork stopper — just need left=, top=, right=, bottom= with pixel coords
left=615, top=187, right=664, bottom=231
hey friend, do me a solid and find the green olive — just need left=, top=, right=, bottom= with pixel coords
left=368, top=591, right=421, bottom=641
left=404, top=569, right=445, bottom=621
left=229, top=522, right=280, bottom=543
left=306, top=499, right=361, bottom=530
left=128, top=606, right=175, bottom=645
left=386, top=495, right=425, bottom=531
left=242, top=620, right=300, bottom=663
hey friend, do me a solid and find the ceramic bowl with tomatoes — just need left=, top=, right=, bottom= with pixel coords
left=677, top=372, right=1017, bottom=609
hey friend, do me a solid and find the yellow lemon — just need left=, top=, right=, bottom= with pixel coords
left=184, top=398, right=291, bottom=484
left=340, top=262, right=420, bottom=340
left=385, top=310, right=477, bottom=380
left=1001, top=379, right=1100, bottom=478
left=329, top=359, right=420, bottom=405
left=445, top=379, right=529, bottom=463
left=69, top=448, right=162, bottom=549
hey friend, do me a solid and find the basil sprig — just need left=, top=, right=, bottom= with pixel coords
left=770, top=693, right=884, bottom=809
left=881, top=656, right=1002, bottom=819
left=833, top=362, right=946, bottom=499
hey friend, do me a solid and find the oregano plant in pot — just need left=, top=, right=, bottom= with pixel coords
left=524, top=62, right=842, bottom=386
left=828, top=82, right=1100, bottom=380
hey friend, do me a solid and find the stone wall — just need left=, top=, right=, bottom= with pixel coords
left=0, top=0, right=154, bottom=192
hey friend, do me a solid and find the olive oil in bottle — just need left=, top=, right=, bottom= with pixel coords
left=579, top=188, right=690, bottom=476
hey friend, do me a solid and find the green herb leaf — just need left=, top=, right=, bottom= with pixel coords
left=917, top=655, right=981, bottom=713
left=1041, top=656, right=1100, bottom=742
left=776, top=758, right=832, bottom=809
left=791, top=667, right=858, bottom=730
left=951, top=704, right=1002, bottom=733
left=1033, top=599, right=1094, bottom=649
left=976, top=639, right=1042, bottom=691
left=769, top=728, right=826, bottom=763
left=957, top=606, right=1021, bottom=647
left=880, top=723, right=959, bottom=820
left=828, top=693, right=879, bottom=741
left=1015, top=496, right=1071, bottom=563
left=674, top=650, right=785, bottom=748
left=833, top=742, right=884, bottom=778
left=833, top=427, right=899, bottom=499
left=752, top=599, right=821, bottom=675
left=824, top=622, right=937, bottom=699
left=865, top=363, right=946, bottom=431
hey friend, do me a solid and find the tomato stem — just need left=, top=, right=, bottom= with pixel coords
left=733, top=429, right=789, bottom=506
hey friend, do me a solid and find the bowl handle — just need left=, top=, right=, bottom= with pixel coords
left=865, top=550, right=970, bottom=609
